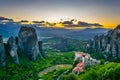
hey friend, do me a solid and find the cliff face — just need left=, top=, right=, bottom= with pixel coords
left=0, top=26, right=43, bottom=67
left=87, top=25, right=120, bottom=59
left=108, top=25, right=120, bottom=58
left=18, top=26, right=43, bottom=61
left=0, top=36, right=6, bottom=67
left=7, top=36, right=19, bottom=64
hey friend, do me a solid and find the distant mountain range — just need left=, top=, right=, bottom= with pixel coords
left=36, top=27, right=110, bottom=40
left=0, top=23, right=110, bottom=41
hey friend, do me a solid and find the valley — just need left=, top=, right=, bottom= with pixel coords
left=0, top=0, right=120, bottom=79
left=0, top=24, right=120, bottom=80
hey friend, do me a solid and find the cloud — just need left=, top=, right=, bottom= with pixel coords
left=63, top=19, right=76, bottom=25
left=32, top=21, right=45, bottom=24
left=0, top=16, right=13, bottom=21
left=91, top=23, right=103, bottom=27
left=78, top=21, right=103, bottom=27
left=20, top=20, right=29, bottom=23
left=62, top=19, right=103, bottom=28
left=63, top=21, right=73, bottom=25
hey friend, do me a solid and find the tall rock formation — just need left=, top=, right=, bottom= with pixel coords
left=38, top=41, right=44, bottom=57
left=18, top=26, right=42, bottom=61
left=7, top=36, right=19, bottom=64
left=0, top=36, right=6, bottom=67
left=108, top=25, right=120, bottom=58
left=87, top=25, right=120, bottom=59
left=92, top=35, right=101, bottom=52
left=0, top=26, right=44, bottom=67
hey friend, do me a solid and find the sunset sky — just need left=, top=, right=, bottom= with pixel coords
left=0, top=0, right=120, bottom=28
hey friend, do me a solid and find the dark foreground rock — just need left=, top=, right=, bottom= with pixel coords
left=38, top=41, right=45, bottom=57
left=0, top=36, right=6, bottom=67
left=0, top=26, right=44, bottom=66
left=18, top=26, right=43, bottom=61
left=7, top=36, right=19, bottom=64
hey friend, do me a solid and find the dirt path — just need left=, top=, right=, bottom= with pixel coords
left=38, top=64, right=72, bottom=77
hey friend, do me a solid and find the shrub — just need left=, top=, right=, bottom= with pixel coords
left=61, top=73, right=79, bottom=80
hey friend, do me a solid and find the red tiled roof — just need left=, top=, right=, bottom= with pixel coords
left=73, top=67, right=79, bottom=72
left=73, top=62, right=84, bottom=73
left=76, top=62, right=84, bottom=67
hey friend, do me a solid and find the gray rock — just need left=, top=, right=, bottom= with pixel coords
left=0, top=36, right=6, bottom=67
left=18, top=26, right=42, bottom=61
left=88, top=25, right=120, bottom=59
left=93, top=35, right=101, bottom=52
left=100, top=35, right=107, bottom=50
left=7, top=36, right=19, bottom=64
left=105, top=44, right=111, bottom=53
left=38, top=41, right=45, bottom=57
left=85, top=40, right=93, bottom=51
left=108, top=25, right=120, bottom=59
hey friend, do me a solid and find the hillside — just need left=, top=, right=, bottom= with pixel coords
left=60, top=62, right=120, bottom=80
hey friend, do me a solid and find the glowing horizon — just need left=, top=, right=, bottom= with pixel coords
left=0, top=0, right=120, bottom=29
left=4, top=13, right=119, bottom=29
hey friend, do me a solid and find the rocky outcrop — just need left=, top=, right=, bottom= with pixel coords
left=108, top=25, right=120, bottom=58
left=92, top=35, right=101, bottom=52
left=38, top=41, right=45, bottom=57
left=7, top=36, right=19, bottom=64
left=54, top=38, right=69, bottom=52
left=18, top=26, right=43, bottom=61
left=87, top=25, right=120, bottom=59
left=0, top=36, right=6, bottom=67
left=53, top=38, right=81, bottom=52
left=0, top=26, right=44, bottom=67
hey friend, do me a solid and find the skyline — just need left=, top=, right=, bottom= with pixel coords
left=0, top=0, right=120, bottom=28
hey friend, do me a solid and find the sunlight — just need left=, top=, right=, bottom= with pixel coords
left=55, top=22, right=64, bottom=28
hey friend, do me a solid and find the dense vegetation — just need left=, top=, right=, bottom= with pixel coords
left=0, top=51, right=74, bottom=80
left=41, top=66, right=71, bottom=80
left=43, top=37, right=87, bottom=52
left=60, top=62, right=120, bottom=80
left=1, top=37, right=120, bottom=80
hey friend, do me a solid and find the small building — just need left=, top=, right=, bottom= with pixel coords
left=73, top=52, right=100, bottom=74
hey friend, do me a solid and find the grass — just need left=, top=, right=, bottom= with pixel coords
left=0, top=51, right=74, bottom=80
left=60, top=62, right=120, bottom=80
left=41, top=65, right=72, bottom=80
